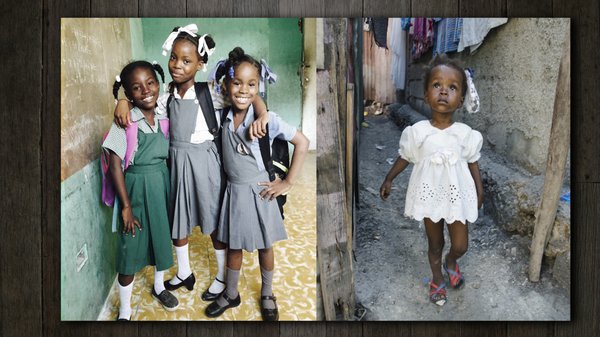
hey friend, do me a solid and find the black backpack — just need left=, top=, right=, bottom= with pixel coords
left=256, top=114, right=290, bottom=220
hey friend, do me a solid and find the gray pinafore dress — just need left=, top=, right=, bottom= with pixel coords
left=117, top=123, right=173, bottom=275
left=217, top=115, right=287, bottom=251
left=168, top=97, right=225, bottom=239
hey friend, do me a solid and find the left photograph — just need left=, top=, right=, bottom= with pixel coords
left=60, top=18, right=317, bottom=321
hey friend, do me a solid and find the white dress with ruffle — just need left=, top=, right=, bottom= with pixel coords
left=399, top=120, right=483, bottom=224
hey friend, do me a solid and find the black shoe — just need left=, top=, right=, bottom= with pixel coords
left=164, top=273, right=195, bottom=291
left=261, top=295, right=279, bottom=321
left=152, top=288, right=179, bottom=311
left=201, top=278, right=226, bottom=301
left=205, top=292, right=241, bottom=318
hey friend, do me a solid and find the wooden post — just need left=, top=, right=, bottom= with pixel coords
left=528, top=29, right=570, bottom=282
left=316, top=18, right=355, bottom=320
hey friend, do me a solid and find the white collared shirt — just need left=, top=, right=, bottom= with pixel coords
left=156, top=83, right=224, bottom=144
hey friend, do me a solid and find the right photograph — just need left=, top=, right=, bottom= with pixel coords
left=317, top=17, right=570, bottom=321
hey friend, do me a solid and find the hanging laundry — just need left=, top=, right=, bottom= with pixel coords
left=458, top=18, right=508, bottom=54
left=433, top=18, right=463, bottom=55
left=389, top=18, right=407, bottom=90
left=371, top=18, right=389, bottom=48
left=409, top=18, right=435, bottom=59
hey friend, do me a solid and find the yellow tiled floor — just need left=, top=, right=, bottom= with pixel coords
left=98, top=151, right=317, bottom=321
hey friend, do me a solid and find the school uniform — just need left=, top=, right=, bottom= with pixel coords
left=164, top=84, right=226, bottom=239
left=102, top=107, right=173, bottom=275
left=217, top=107, right=296, bottom=251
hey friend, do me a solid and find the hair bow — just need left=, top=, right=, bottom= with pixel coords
left=464, top=68, right=480, bottom=113
left=259, top=59, right=277, bottom=96
left=161, top=24, right=215, bottom=58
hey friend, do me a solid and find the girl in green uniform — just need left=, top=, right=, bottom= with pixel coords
left=103, top=61, right=178, bottom=320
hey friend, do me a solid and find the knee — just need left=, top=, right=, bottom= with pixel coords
left=428, top=242, right=444, bottom=255
left=451, top=242, right=468, bottom=257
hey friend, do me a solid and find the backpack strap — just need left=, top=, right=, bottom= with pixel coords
left=158, top=119, right=169, bottom=139
left=123, top=121, right=139, bottom=171
left=256, top=112, right=276, bottom=182
left=166, top=94, right=173, bottom=118
left=194, top=82, right=219, bottom=136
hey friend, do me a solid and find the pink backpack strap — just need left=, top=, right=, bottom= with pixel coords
left=159, top=118, right=169, bottom=140
left=123, top=121, right=139, bottom=171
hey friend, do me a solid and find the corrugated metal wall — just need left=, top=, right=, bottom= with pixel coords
left=362, top=25, right=396, bottom=104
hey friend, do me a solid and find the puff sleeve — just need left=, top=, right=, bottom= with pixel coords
left=463, top=129, right=483, bottom=163
left=398, top=125, right=417, bottom=163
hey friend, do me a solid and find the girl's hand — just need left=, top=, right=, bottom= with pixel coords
left=249, top=113, right=269, bottom=140
left=380, top=180, right=393, bottom=200
left=257, top=177, right=291, bottom=201
left=477, top=193, right=484, bottom=210
left=121, top=206, right=142, bottom=237
left=114, top=99, right=133, bottom=128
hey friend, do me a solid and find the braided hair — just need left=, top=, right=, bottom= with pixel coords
left=112, top=61, right=165, bottom=101
left=214, top=47, right=262, bottom=85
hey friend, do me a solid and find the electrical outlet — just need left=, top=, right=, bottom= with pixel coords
left=76, top=243, right=88, bottom=272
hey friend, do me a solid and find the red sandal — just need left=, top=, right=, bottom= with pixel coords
left=429, top=281, right=447, bottom=306
left=443, top=261, right=465, bottom=289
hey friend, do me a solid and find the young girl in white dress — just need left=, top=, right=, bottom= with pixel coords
left=380, top=54, right=484, bottom=306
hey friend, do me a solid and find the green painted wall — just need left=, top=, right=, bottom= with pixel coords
left=61, top=160, right=118, bottom=320
left=61, top=19, right=143, bottom=320
left=140, top=18, right=303, bottom=128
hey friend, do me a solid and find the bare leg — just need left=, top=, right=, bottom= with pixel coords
left=445, top=220, right=469, bottom=269
left=424, top=218, right=445, bottom=286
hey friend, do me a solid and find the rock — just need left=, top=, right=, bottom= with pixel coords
left=552, top=251, right=570, bottom=291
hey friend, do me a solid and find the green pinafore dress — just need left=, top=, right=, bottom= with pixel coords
left=117, top=123, right=173, bottom=275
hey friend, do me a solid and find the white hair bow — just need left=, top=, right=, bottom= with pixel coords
left=464, top=68, right=480, bottom=113
left=161, top=24, right=215, bottom=58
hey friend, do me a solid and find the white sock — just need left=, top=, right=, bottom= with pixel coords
left=154, top=267, right=166, bottom=294
left=208, top=248, right=227, bottom=294
left=118, top=281, right=134, bottom=320
left=170, top=244, right=192, bottom=286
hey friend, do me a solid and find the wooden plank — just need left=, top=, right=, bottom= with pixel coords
left=138, top=323, right=186, bottom=337
left=507, top=323, right=554, bottom=337
left=187, top=0, right=233, bottom=17
left=506, top=0, right=552, bottom=16
left=232, top=0, right=279, bottom=16
left=459, top=0, right=506, bottom=17
left=412, top=322, right=461, bottom=337
left=279, top=0, right=325, bottom=17
left=139, top=0, right=186, bottom=17
left=326, top=322, right=363, bottom=337
left=555, top=183, right=600, bottom=337
left=42, top=1, right=90, bottom=336
left=280, top=322, right=325, bottom=337
left=363, top=322, right=410, bottom=337
left=528, top=29, right=570, bottom=281
left=566, top=1, right=600, bottom=182
left=411, top=0, right=459, bottom=17
left=188, top=324, right=233, bottom=337
left=362, top=0, right=410, bottom=16
left=91, top=0, right=137, bottom=16
left=236, top=322, right=280, bottom=337
left=461, top=323, right=507, bottom=337
left=323, top=0, right=362, bottom=17
left=0, top=1, right=43, bottom=336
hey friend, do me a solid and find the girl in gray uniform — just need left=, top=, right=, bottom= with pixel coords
left=204, top=47, right=309, bottom=321
left=113, top=24, right=269, bottom=302
left=103, top=61, right=178, bottom=320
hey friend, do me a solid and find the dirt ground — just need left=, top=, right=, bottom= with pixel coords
left=353, top=113, right=570, bottom=321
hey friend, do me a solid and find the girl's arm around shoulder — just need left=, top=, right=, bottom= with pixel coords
left=379, top=156, right=410, bottom=200
left=249, top=96, right=269, bottom=140
left=258, top=130, right=309, bottom=201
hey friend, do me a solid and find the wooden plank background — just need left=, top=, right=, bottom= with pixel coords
left=0, top=0, right=597, bottom=336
